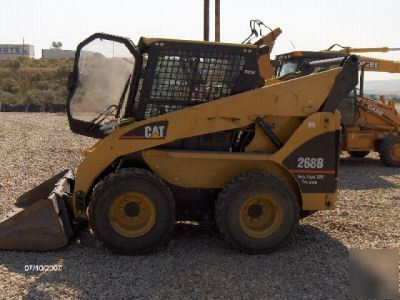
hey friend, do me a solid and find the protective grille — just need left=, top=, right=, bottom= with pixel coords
left=143, top=49, right=245, bottom=119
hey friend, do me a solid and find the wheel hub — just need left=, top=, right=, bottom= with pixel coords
left=124, top=201, right=140, bottom=217
left=248, top=204, right=263, bottom=219
left=239, top=194, right=282, bottom=238
left=109, top=192, right=156, bottom=237
left=391, top=143, right=400, bottom=161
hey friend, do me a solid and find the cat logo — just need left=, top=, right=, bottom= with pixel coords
left=145, top=125, right=166, bottom=139
left=120, top=121, right=168, bottom=139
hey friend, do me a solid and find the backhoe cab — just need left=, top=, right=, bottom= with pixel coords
left=275, top=50, right=400, bottom=166
left=0, top=33, right=358, bottom=254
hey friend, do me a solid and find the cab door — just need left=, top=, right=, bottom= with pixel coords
left=67, top=33, right=141, bottom=138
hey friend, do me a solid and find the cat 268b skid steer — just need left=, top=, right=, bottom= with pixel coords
left=0, top=33, right=358, bottom=254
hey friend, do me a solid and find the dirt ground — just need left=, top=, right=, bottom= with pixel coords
left=0, top=113, right=398, bottom=299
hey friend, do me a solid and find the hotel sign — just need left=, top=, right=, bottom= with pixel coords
left=0, top=45, right=29, bottom=55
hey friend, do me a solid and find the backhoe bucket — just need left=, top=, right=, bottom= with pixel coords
left=0, top=170, right=75, bottom=251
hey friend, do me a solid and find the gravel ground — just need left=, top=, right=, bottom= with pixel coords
left=0, top=113, right=399, bottom=299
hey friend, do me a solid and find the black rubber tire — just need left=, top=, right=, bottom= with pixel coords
left=88, top=168, right=175, bottom=254
left=299, top=210, right=316, bottom=219
left=378, top=136, right=400, bottom=167
left=215, top=171, right=299, bottom=254
left=349, top=151, right=370, bottom=158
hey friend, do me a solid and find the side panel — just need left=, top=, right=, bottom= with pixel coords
left=143, top=112, right=341, bottom=211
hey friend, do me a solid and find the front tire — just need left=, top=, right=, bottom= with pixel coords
left=89, top=168, right=175, bottom=254
left=379, top=136, right=400, bottom=167
left=215, top=171, right=299, bottom=254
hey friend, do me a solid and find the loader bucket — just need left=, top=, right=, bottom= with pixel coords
left=0, top=170, right=75, bottom=251
left=15, top=169, right=70, bottom=208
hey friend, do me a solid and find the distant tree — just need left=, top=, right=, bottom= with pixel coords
left=51, top=41, right=63, bottom=50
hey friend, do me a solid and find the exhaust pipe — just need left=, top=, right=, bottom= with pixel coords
left=0, top=170, right=75, bottom=251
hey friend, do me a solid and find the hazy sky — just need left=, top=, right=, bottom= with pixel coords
left=1, top=0, right=400, bottom=80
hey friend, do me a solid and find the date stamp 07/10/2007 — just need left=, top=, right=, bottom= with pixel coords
left=24, top=264, right=62, bottom=272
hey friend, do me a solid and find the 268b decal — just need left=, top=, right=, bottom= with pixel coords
left=297, top=157, right=324, bottom=169
left=283, top=132, right=340, bottom=193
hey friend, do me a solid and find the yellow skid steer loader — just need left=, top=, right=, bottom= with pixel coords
left=0, top=33, right=358, bottom=254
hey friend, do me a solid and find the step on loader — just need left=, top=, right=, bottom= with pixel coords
left=0, top=33, right=358, bottom=254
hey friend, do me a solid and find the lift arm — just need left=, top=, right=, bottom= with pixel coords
left=325, top=44, right=400, bottom=54
left=253, top=28, right=282, bottom=80
left=356, top=55, right=400, bottom=73
left=325, top=44, right=400, bottom=73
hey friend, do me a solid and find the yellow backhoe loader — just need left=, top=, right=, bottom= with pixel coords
left=0, top=33, right=358, bottom=254
left=275, top=46, right=400, bottom=166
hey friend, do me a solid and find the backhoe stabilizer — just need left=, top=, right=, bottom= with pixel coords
left=0, top=170, right=75, bottom=251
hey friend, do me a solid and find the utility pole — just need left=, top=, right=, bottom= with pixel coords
left=215, top=0, right=220, bottom=42
left=204, top=0, right=209, bottom=41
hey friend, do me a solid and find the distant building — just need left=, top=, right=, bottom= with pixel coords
left=42, top=49, right=75, bottom=59
left=0, top=44, right=34, bottom=59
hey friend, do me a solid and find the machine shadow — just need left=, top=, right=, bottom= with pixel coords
left=339, top=156, right=400, bottom=189
left=0, top=223, right=349, bottom=299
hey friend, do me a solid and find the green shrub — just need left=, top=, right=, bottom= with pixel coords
left=28, top=73, right=43, bottom=83
left=55, top=65, right=70, bottom=79
left=0, top=78, right=19, bottom=94
left=42, top=89, right=58, bottom=104
left=36, top=80, right=50, bottom=90
left=0, top=91, right=18, bottom=103
left=25, top=89, right=41, bottom=104
left=6, top=60, right=21, bottom=70
left=0, top=58, right=73, bottom=104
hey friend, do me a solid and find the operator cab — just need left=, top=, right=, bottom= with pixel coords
left=67, top=33, right=262, bottom=139
left=275, top=51, right=345, bottom=77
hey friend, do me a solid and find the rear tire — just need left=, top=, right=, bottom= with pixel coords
left=215, top=171, right=299, bottom=254
left=349, top=151, right=369, bottom=158
left=299, top=210, right=316, bottom=219
left=379, top=136, right=400, bottom=167
left=88, top=168, right=175, bottom=254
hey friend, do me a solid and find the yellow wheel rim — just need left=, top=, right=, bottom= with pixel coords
left=239, top=193, right=283, bottom=239
left=391, top=143, right=400, bottom=161
left=109, top=192, right=156, bottom=237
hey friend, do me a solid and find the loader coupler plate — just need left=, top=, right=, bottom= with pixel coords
left=0, top=170, right=75, bottom=251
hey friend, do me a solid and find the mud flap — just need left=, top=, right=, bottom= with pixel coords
left=0, top=170, right=75, bottom=251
